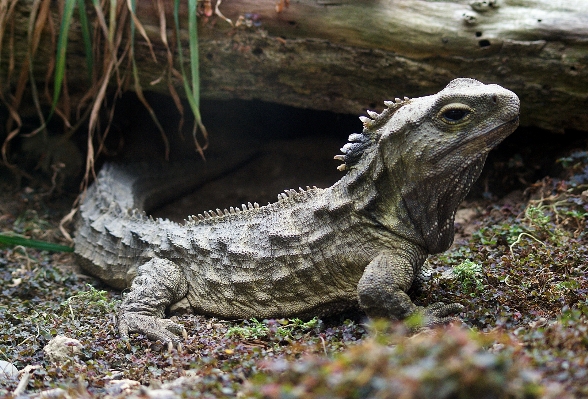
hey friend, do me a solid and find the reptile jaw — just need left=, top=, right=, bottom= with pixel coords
left=431, top=114, right=520, bottom=164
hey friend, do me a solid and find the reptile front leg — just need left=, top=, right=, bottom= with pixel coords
left=357, top=251, right=464, bottom=326
left=118, top=258, right=189, bottom=346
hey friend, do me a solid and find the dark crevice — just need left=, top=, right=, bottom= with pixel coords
left=473, top=127, right=588, bottom=199
left=128, top=95, right=588, bottom=219
left=96, top=93, right=588, bottom=213
left=3, top=92, right=585, bottom=214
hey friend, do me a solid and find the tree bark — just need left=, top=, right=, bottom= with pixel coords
left=3, top=0, right=588, bottom=133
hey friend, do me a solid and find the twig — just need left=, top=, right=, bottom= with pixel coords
left=319, top=335, right=328, bottom=357
left=509, top=232, right=546, bottom=253
left=13, top=365, right=41, bottom=396
left=214, top=0, right=233, bottom=25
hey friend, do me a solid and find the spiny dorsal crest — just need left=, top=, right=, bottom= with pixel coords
left=184, top=203, right=257, bottom=224
left=184, top=186, right=319, bottom=225
left=335, top=96, right=410, bottom=171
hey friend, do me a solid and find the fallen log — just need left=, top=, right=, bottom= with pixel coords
left=2, top=0, right=587, bottom=133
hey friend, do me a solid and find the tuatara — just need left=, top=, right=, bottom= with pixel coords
left=74, top=78, right=520, bottom=344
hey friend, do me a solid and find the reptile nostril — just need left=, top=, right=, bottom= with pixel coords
left=492, top=95, right=498, bottom=104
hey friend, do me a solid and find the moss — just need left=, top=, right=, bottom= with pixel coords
left=247, top=324, right=545, bottom=399
left=3, top=151, right=588, bottom=397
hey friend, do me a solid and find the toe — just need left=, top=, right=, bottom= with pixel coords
left=437, top=303, right=465, bottom=316
left=162, top=319, right=187, bottom=336
left=426, top=302, right=446, bottom=312
left=118, top=313, right=185, bottom=345
left=423, top=302, right=464, bottom=327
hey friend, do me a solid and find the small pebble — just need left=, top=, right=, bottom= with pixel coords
left=43, top=335, right=83, bottom=363
left=0, top=361, right=18, bottom=379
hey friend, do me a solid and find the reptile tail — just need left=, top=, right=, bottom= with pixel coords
left=74, top=154, right=258, bottom=289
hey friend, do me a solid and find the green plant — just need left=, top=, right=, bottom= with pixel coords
left=509, top=232, right=546, bottom=252
left=452, top=260, right=484, bottom=293
left=0, top=1, right=207, bottom=185
left=61, top=284, right=118, bottom=319
left=0, top=210, right=73, bottom=252
left=226, top=318, right=269, bottom=340
left=226, top=317, right=320, bottom=341
left=247, top=324, right=544, bottom=399
left=525, top=205, right=551, bottom=231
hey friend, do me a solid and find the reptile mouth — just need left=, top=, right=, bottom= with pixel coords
left=482, top=115, right=520, bottom=148
left=434, top=115, right=519, bottom=162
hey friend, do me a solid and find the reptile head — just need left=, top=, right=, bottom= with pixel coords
left=339, top=78, right=519, bottom=253
left=394, top=78, right=519, bottom=252
left=379, top=78, right=519, bottom=170
left=336, top=78, right=519, bottom=173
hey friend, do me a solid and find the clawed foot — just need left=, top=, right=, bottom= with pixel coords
left=118, top=312, right=187, bottom=349
left=420, top=302, right=465, bottom=327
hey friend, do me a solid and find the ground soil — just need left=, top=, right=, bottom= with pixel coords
left=1, top=96, right=588, bottom=398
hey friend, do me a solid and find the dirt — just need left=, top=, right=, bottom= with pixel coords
left=1, top=97, right=588, bottom=398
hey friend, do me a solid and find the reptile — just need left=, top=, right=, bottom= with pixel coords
left=74, top=78, right=520, bottom=345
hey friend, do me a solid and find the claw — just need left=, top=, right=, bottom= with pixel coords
left=182, top=329, right=188, bottom=340
left=167, top=340, right=184, bottom=352
left=118, top=312, right=187, bottom=346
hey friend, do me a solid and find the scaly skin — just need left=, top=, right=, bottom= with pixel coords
left=74, top=78, right=520, bottom=344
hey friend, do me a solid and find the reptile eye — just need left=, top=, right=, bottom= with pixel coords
left=443, top=109, right=469, bottom=122
left=437, top=103, right=474, bottom=125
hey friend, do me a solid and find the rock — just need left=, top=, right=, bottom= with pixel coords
left=43, top=335, right=82, bottom=363
left=145, top=388, right=178, bottom=399
left=161, top=375, right=202, bottom=390
left=38, top=387, right=70, bottom=399
left=169, top=297, right=193, bottom=315
left=105, top=379, right=141, bottom=396
left=0, top=360, right=18, bottom=379
left=455, top=207, right=481, bottom=237
left=454, top=208, right=479, bottom=225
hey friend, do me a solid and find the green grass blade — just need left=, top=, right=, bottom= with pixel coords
left=175, top=0, right=206, bottom=154
left=128, top=0, right=136, bottom=41
left=51, top=0, right=77, bottom=116
left=174, top=0, right=192, bottom=99
left=0, top=234, right=74, bottom=252
left=76, top=0, right=93, bottom=81
left=188, top=0, right=199, bottom=111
